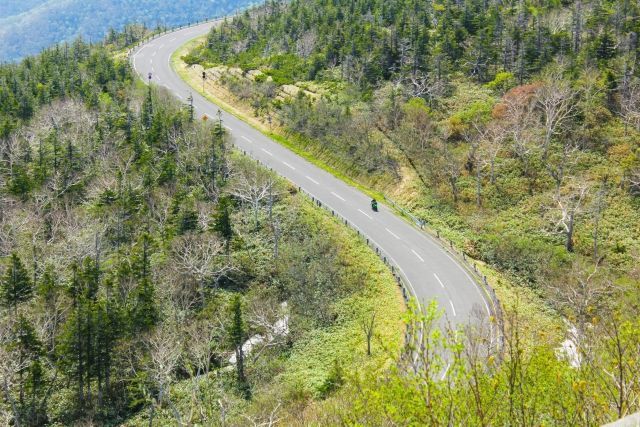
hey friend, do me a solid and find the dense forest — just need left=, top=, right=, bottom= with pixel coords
left=0, top=34, right=403, bottom=425
left=179, top=0, right=640, bottom=423
left=0, top=0, right=258, bottom=62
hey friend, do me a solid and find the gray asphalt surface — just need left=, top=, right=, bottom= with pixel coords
left=131, top=21, right=494, bottom=332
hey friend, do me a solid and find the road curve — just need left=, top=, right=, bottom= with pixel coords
left=131, top=21, right=493, bottom=330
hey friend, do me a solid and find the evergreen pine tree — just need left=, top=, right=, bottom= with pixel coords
left=228, top=295, right=249, bottom=398
left=1, top=253, right=34, bottom=314
left=213, top=196, right=234, bottom=252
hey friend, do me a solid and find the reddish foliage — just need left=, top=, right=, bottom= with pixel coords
left=492, top=82, right=543, bottom=119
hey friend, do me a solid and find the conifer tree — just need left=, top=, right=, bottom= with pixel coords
left=1, top=253, right=34, bottom=314
left=228, top=295, right=249, bottom=397
left=213, top=196, right=234, bottom=253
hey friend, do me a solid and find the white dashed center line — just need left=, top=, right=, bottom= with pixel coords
left=358, top=209, right=372, bottom=219
left=449, top=300, right=457, bottom=316
left=385, top=228, right=400, bottom=239
left=433, top=273, right=445, bottom=288
left=261, top=148, right=273, bottom=156
left=282, top=161, right=295, bottom=170
left=224, top=125, right=233, bottom=131
left=331, top=192, right=345, bottom=201
left=411, top=249, right=425, bottom=262
left=241, top=136, right=252, bottom=143
left=170, top=37, right=176, bottom=42
left=305, top=176, right=319, bottom=185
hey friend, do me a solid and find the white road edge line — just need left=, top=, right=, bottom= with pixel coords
left=282, top=161, right=295, bottom=170
left=449, top=300, right=457, bottom=316
left=241, top=135, right=252, bottom=143
left=433, top=273, right=445, bottom=288
left=411, top=249, right=425, bottom=262
left=441, top=363, right=451, bottom=380
left=358, top=209, right=372, bottom=219
left=331, top=192, right=345, bottom=201
left=305, top=176, right=319, bottom=185
left=261, top=148, right=273, bottom=156
left=385, top=228, right=400, bottom=240
left=438, top=248, right=492, bottom=316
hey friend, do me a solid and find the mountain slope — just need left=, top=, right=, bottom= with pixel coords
left=0, top=0, right=258, bottom=62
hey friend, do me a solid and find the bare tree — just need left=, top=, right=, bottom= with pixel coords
left=172, top=233, right=230, bottom=306
left=537, top=73, right=578, bottom=160
left=407, top=71, right=447, bottom=104
left=230, top=167, right=274, bottom=229
left=184, top=318, right=223, bottom=378
left=592, top=178, right=608, bottom=263
left=433, top=130, right=462, bottom=205
left=628, top=166, right=640, bottom=197
left=620, top=77, right=640, bottom=132
left=360, top=311, right=376, bottom=356
left=499, top=85, right=541, bottom=195
left=146, top=322, right=183, bottom=426
left=241, top=401, right=282, bottom=427
left=553, top=263, right=612, bottom=340
left=296, top=31, right=317, bottom=58
left=552, top=181, right=589, bottom=253
left=546, top=140, right=579, bottom=192
left=585, top=312, right=640, bottom=421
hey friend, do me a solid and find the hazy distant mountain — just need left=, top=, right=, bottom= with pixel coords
left=0, top=0, right=257, bottom=62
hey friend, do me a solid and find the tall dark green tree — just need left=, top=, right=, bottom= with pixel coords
left=228, top=295, right=249, bottom=398
left=12, top=315, right=47, bottom=426
left=213, top=196, right=234, bottom=252
left=1, top=253, right=34, bottom=314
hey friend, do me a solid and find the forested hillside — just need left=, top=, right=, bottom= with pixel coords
left=178, top=0, right=640, bottom=423
left=0, top=0, right=259, bottom=62
left=0, top=34, right=403, bottom=425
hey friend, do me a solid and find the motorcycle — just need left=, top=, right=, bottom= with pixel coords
left=371, top=199, right=378, bottom=212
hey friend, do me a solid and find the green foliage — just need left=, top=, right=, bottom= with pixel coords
left=213, top=195, right=234, bottom=244
left=485, top=71, right=517, bottom=93
left=1, top=253, right=34, bottom=311
left=318, top=359, right=344, bottom=398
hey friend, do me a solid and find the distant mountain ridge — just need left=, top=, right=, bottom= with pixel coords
left=0, top=0, right=258, bottom=62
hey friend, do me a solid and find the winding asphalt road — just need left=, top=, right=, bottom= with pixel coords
left=131, top=21, right=494, bottom=331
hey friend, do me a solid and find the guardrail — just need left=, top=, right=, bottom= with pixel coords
left=384, top=196, right=505, bottom=349
left=234, top=151, right=418, bottom=345
left=125, top=14, right=235, bottom=62
left=128, top=16, right=504, bottom=352
left=239, top=148, right=502, bottom=352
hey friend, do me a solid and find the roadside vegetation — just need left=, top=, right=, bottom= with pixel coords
left=178, top=0, right=640, bottom=423
left=0, top=35, right=403, bottom=425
